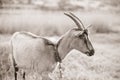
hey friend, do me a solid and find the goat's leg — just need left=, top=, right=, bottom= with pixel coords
left=22, top=71, right=26, bottom=80
left=14, top=66, right=19, bottom=80
left=10, top=50, right=19, bottom=80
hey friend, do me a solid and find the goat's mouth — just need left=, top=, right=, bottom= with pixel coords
left=85, top=52, right=91, bottom=56
left=85, top=50, right=94, bottom=56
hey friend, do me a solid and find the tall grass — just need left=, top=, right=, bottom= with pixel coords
left=0, top=10, right=74, bottom=36
left=0, top=41, right=11, bottom=80
left=0, top=10, right=120, bottom=36
left=91, top=20, right=114, bottom=33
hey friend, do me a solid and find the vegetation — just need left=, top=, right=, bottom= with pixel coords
left=0, top=0, right=120, bottom=80
left=0, top=0, right=120, bottom=11
left=0, top=10, right=119, bottom=35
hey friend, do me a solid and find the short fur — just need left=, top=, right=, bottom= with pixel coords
left=10, top=12, right=95, bottom=80
left=10, top=32, right=57, bottom=80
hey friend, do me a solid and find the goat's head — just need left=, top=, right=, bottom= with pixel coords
left=64, top=12, right=94, bottom=56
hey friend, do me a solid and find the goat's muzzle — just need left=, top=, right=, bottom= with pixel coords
left=85, top=49, right=94, bottom=56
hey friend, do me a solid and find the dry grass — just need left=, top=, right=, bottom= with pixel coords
left=91, top=20, right=113, bottom=33
left=0, top=33, right=120, bottom=80
left=0, top=9, right=120, bottom=80
left=0, top=10, right=120, bottom=35
left=0, top=10, right=73, bottom=36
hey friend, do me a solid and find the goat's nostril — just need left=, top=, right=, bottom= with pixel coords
left=91, top=49, right=94, bottom=54
left=85, top=50, right=95, bottom=56
left=89, top=49, right=95, bottom=56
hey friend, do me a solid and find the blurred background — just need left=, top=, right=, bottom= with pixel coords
left=0, top=0, right=120, bottom=80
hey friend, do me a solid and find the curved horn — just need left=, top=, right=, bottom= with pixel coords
left=69, top=12, right=85, bottom=30
left=64, top=12, right=83, bottom=30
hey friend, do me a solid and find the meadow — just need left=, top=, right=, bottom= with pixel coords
left=0, top=9, right=120, bottom=80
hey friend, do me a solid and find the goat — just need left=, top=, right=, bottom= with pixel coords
left=57, top=12, right=95, bottom=60
left=10, top=12, right=95, bottom=80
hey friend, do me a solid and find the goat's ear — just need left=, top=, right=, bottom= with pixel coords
left=74, top=31, right=84, bottom=37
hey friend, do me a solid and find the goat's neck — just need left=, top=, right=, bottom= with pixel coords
left=57, top=35, right=72, bottom=60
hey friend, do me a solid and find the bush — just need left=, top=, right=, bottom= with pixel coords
left=0, top=42, right=11, bottom=80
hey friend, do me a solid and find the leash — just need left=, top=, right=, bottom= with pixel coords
left=54, top=41, right=63, bottom=79
left=58, top=62, right=62, bottom=79
left=54, top=49, right=63, bottom=79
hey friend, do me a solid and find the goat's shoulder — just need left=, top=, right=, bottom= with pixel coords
left=42, top=38, right=55, bottom=47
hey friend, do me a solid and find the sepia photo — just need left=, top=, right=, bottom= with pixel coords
left=0, top=0, right=120, bottom=80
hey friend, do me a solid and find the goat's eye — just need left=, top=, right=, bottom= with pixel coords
left=84, top=32, right=88, bottom=36
left=84, top=30, right=88, bottom=36
left=79, top=34, right=84, bottom=38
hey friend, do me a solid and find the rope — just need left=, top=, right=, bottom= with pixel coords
left=58, top=62, right=62, bottom=79
left=55, top=40, right=63, bottom=79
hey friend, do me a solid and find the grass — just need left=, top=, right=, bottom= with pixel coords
left=0, top=9, right=73, bottom=36
left=91, top=20, right=113, bottom=33
left=0, top=9, right=120, bottom=35
left=0, top=9, right=120, bottom=80
left=1, top=33, right=120, bottom=80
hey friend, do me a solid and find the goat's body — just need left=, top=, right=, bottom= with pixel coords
left=10, top=32, right=57, bottom=80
